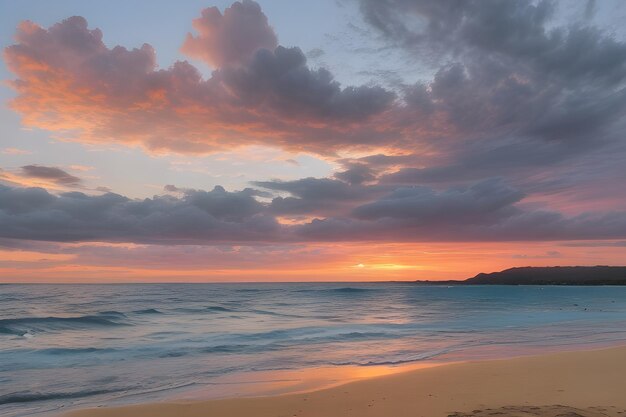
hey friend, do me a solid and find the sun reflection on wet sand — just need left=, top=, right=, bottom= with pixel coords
left=170, top=362, right=449, bottom=401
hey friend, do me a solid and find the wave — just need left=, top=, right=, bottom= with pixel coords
left=249, top=309, right=304, bottom=318
left=158, top=351, right=187, bottom=358
left=206, top=306, right=234, bottom=313
left=173, top=306, right=235, bottom=314
left=158, top=342, right=285, bottom=358
left=296, top=287, right=378, bottom=295
left=321, top=331, right=389, bottom=341
left=133, top=308, right=162, bottom=315
left=39, top=347, right=117, bottom=355
left=231, top=325, right=395, bottom=345
left=202, top=344, right=246, bottom=354
left=159, top=305, right=301, bottom=318
left=0, top=388, right=126, bottom=405
left=331, top=348, right=455, bottom=367
left=156, top=330, right=394, bottom=360
left=333, top=287, right=376, bottom=293
left=98, top=311, right=127, bottom=317
left=0, top=314, right=127, bottom=336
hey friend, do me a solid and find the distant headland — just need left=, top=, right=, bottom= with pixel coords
left=414, top=266, right=626, bottom=285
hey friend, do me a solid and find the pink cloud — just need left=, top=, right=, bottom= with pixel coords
left=181, top=0, right=278, bottom=68
left=4, top=12, right=399, bottom=155
left=2, top=148, right=32, bottom=155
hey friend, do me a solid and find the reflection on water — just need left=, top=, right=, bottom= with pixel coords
left=2, top=283, right=626, bottom=416
left=172, top=361, right=444, bottom=401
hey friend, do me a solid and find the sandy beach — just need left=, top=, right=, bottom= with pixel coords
left=65, top=345, right=626, bottom=417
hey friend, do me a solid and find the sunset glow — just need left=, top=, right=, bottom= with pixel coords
left=1, top=0, right=626, bottom=282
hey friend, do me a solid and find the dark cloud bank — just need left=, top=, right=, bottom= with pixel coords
left=1, top=180, right=625, bottom=244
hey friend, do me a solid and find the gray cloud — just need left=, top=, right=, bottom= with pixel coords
left=0, top=185, right=278, bottom=243
left=253, top=177, right=384, bottom=216
left=296, top=202, right=626, bottom=243
left=360, top=0, right=626, bottom=84
left=1, top=182, right=625, bottom=245
left=164, top=184, right=182, bottom=193
left=353, top=178, right=524, bottom=223
left=20, top=165, right=82, bottom=186
left=584, top=0, right=596, bottom=20
left=358, top=0, right=626, bottom=149
left=334, top=163, right=377, bottom=185
left=254, top=177, right=368, bottom=201
left=215, top=45, right=396, bottom=121
left=347, top=0, right=626, bottom=213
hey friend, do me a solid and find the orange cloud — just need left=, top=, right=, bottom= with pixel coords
left=2, top=147, right=32, bottom=155
left=0, top=168, right=69, bottom=190
left=4, top=14, right=411, bottom=156
left=181, top=0, right=278, bottom=68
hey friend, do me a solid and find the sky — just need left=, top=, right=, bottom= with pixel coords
left=1, top=0, right=626, bottom=282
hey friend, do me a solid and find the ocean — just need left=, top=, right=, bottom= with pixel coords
left=2, top=283, right=626, bottom=417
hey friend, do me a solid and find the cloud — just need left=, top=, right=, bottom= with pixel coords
left=334, top=163, right=377, bottom=185
left=306, top=48, right=325, bottom=60
left=511, top=250, right=562, bottom=259
left=360, top=0, right=626, bottom=131
left=1, top=165, right=85, bottom=190
left=68, top=164, right=94, bottom=171
left=3, top=0, right=626, bottom=238
left=2, top=148, right=31, bottom=155
left=584, top=0, right=597, bottom=20
left=359, top=0, right=626, bottom=84
left=163, top=184, right=185, bottom=193
left=353, top=178, right=523, bottom=223
left=20, top=165, right=82, bottom=186
left=254, top=177, right=385, bottom=216
left=255, top=177, right=368, bottom=201
left=1, top=182, right=625, bottom=245
left=214, top=45, right=396, bottom=121
left=4, top=10, right=396, bottom=155
left=6, top=0, right=623, bottom=161
left=181, top=0, right=278, bottom=68
left=344, top=0, right=626, bottom=214
left=0, top=184, right=278, bottom=243
left=296, top=202, right=626, bottom=243
left=353, top=0, right=626, bottom=176
left=562, top=241, right=626, bottom=248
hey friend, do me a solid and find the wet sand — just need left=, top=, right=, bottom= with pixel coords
left=66, top=345, right=626, bottom=417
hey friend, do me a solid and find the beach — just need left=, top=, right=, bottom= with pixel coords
left=66, top=345, right=626, bottom=417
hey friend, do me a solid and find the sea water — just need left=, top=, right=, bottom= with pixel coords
left=2, top=283, right=626, bottom=416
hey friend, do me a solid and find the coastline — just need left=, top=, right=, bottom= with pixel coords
left=65, top=344, right=626, bottom=417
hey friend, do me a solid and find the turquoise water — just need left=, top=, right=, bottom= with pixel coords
left=2, top=283, right=626, bottom=416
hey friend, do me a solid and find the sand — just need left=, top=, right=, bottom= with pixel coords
left=65, top=345, right=626, bottom=417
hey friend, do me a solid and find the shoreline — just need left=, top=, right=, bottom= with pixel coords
left=162, top=340, right=626, bottom=402
left=65, top=344, right=626, bottom=417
